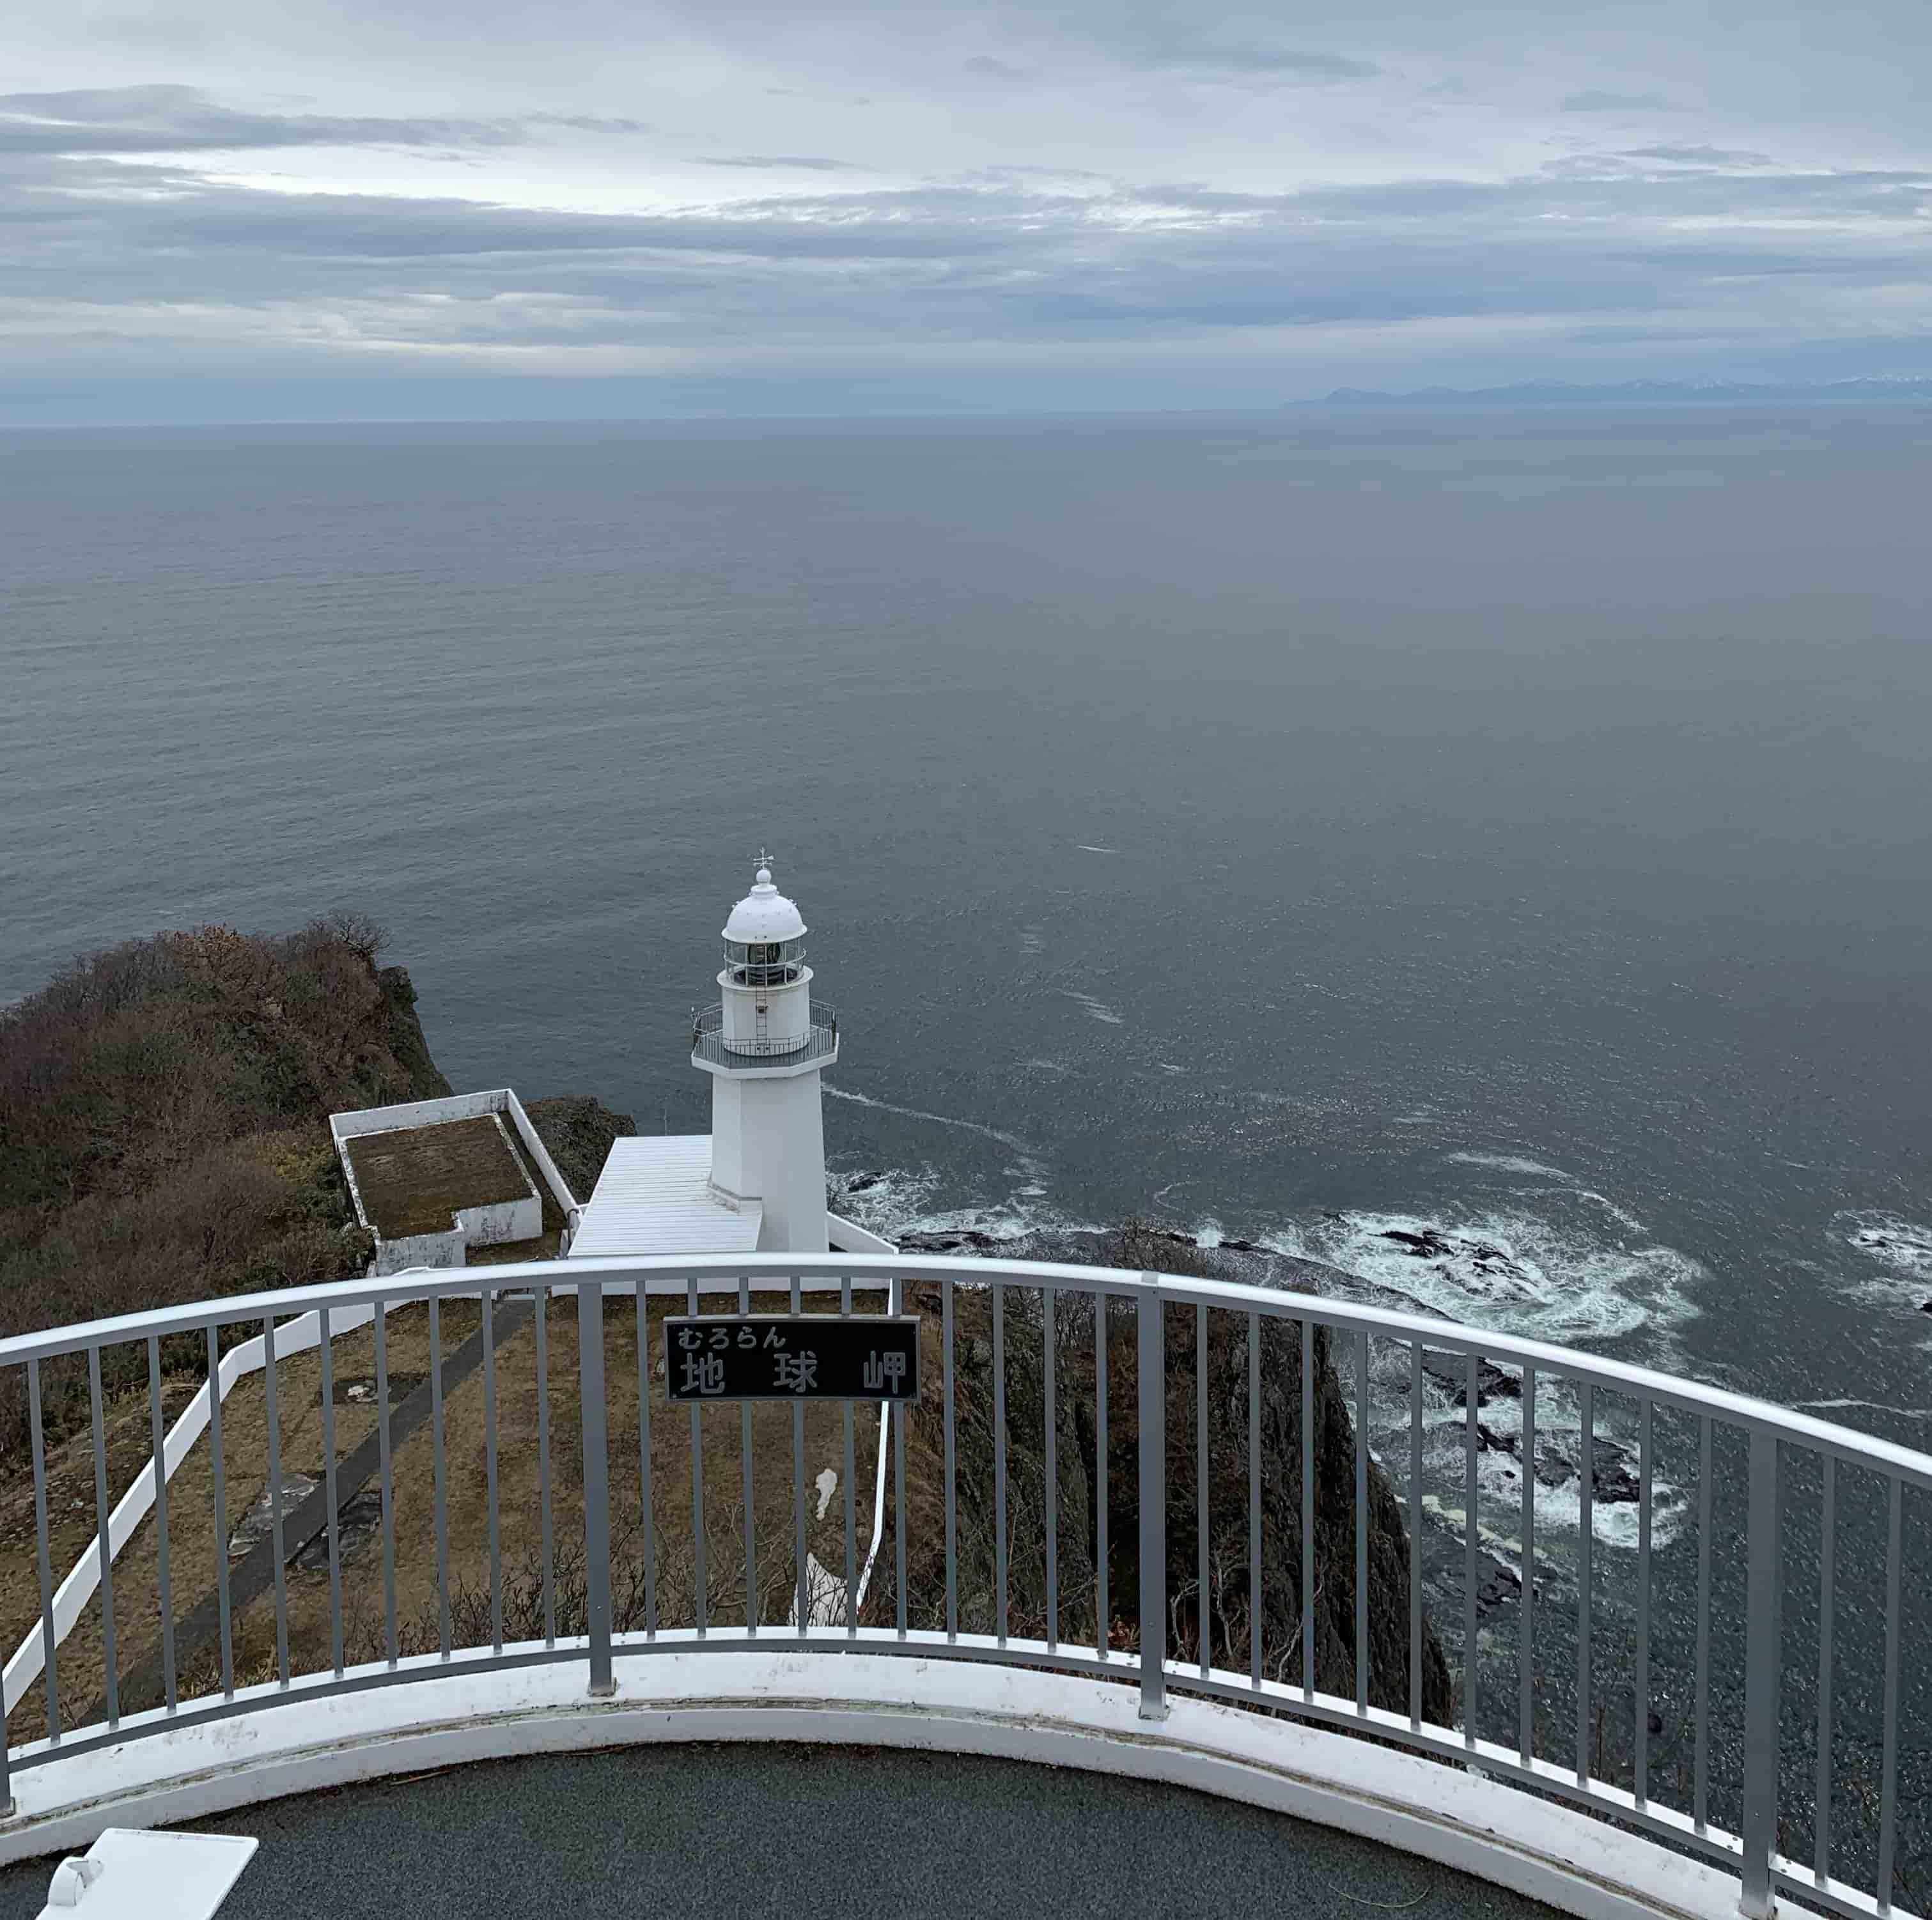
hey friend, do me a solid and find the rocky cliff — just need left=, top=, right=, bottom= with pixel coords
left=886, top=1222, right=1456, bottom=1723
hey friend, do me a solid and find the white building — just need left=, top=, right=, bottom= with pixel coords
left=567, top=856, right=889, bottom=1261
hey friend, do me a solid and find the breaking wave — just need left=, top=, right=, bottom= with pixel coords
left=1445, top=1152, right=1575, bottom=1181
left=1834, top=1210, right=1932, bottom=1308
left=1061, top=989, right=1125, bottom=1026
left=1267, top=1203, right=1702, bottom=1350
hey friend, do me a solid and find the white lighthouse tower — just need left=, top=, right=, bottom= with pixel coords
left=690, top=855, right=837, bottom=1252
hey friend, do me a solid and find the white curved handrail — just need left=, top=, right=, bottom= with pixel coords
left=3, top=1252, right=1927, bottom=1488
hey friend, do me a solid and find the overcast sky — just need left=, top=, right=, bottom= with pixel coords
left=3, top=1, right=1929, bottom=422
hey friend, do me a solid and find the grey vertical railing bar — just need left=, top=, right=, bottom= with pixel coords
left=578, top=1281, right=614, bottom=1697
left=842, top=1273, right=857, bottom=1638
left=261, top=1316, right=289, bottom=1691
left=893, top=1273, right=908, bottom=1641
left=945, top=1277, right=960, bottom=1644
left=317, top=1309, right=343, bottom=1680
left=483, top=1291, right=502, bottom=1656
left=1043, top=1285, right=1058, bottom=1652
left=88, top=1346, right=119, bottom=1727
left=688, top=1276, right=707, bottom=1637
left=28, top=1359, right=60, bottom=1742
left=1355, top=1329, right=1370, bottom=1717
left=428, top=1297, right=449, bottom=1659
left=741, top=1275, right=757, bottom=1635
left=206, top=1324, right=235, bottom=1698
left=1740, top=1428, right=1782, bottom=1920
left=993, top=1280, right=1008, bottom=1646
left=1519, top=1365, right=1536, bottom=1767
left=1635, top=1397, right=1651, bottom=1808
left=536, top=1289, right=556, bottom=1647
left=1408, top=1343, right=1422, bottom=1731
left=1694, top=1413, right=1712, bottom=1834
left=1464, top=1350, right=1479, bottom=1746
left=144, top=1336, right=176, bottom=1710
left=791, top=1273, right=807, bottom=1636
left=1096, top=1293, right=1110, bottom=1659
left=1876, top=1474, right=1902, bottom=1916
left=635, top=1290, right=657, bottom=1639
left=373, top=1303, right=397, bottom=1668
left=1297, top=1317, right=1311, bottom=1700
left=1252, top=1305, right=1267, bottom=1692
left=1575, top=1379, right=1593, bottom=1785
left=1815, top=1451, right=1834, bottom=1887
left=1197, top=1302, right=1210, bottom=1679
left=1137, top=1276, right=1168, bottom=1720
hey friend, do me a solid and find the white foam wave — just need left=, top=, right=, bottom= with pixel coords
left=1446, top=1152, right=1574, bottom=1181
left=1795, top=1397, right=1932, bottom=1421
left=1267, top=1205, right=1702, bottom=1349
left=1062, top=990, right=1125, bottom=1026
left=1578, top=1191, right=1646, bottom=1234
left=825, top=1085, right=1034, bottom=1157
left=1431, top=1457, right=1683, bottom=1554
left=1074, top=844, right=1119, bottom=855
left=1834, top=1210, right=1932, bottom=1307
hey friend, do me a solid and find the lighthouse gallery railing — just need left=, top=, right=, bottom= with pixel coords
left=0, top=1252, right=1923, bottom=1920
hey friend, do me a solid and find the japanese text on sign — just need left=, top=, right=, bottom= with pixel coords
left=664, top=1315, right=921, bottom=1403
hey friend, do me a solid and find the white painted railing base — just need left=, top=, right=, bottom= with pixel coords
left=0, top=1652, right=1789, bottom=1920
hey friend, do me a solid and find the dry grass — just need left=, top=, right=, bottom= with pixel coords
left=1, top=1287, right=890, bottom=1744
left=343, top=1117, right=533, bottom=1239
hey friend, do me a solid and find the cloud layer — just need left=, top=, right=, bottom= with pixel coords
left=2, top=2, right=1929, bottom=422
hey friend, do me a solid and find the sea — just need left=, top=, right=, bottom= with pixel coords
left=4, top=403, right=1930, bottom=1448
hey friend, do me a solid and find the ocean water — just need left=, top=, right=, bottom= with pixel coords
left=4, top=405, right=1931, bottom=1446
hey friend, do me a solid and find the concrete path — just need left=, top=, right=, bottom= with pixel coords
left=0, top=1742, right=1570, bottom=1919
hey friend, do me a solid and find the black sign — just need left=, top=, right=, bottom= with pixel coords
left=664, top=1315, right=922, bottom=1403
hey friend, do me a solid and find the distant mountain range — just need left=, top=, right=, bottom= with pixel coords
left=1300, top=377, right=1932, bottom=406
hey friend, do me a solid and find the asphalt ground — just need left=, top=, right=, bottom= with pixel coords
left=0, top=1742, right=1570, bottom=1918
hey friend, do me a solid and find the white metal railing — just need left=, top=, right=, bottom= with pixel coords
left=0, top=1253, right=1923, bottom=1919
left=690, top=1002, right=838, bottom=1065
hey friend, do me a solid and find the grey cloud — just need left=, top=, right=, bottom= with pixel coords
left=962, top=56, right=1033, bottom=81
left=695, top=155, right=855, bottom=169
left=0, top=85, right=644, bottom=155
left=4, top=143, right=1928, bottom=387
left=1561, top=89, right=1671, bottom=112
left=1620, top=145, right=1774, bottom=167
left=1135, top=42, right=1380, bottom=84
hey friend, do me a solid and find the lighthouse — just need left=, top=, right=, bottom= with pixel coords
left=690, top=855, right=837, bottom=1252
left=565, top=853, right=871, bottom=1265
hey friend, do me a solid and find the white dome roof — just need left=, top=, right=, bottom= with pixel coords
left=722, top=860, right=806, bottom=943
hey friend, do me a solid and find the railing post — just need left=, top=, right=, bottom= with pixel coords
left=1137, top=1273, right=1168, bottom=1723
left=579, top=1281, right=615, bottom=1698
left=1740, top=1429, right=1782, bottom=1919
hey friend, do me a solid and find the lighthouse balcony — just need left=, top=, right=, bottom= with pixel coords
left=691, top=1000, right=839, bottom=1072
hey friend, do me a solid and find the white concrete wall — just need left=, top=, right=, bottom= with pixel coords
left=0, top=1654, right=1763, bottom=1920
left=827, top=1213, right=896, bottom=1255
left=744, top=1069, right=827, bottom=1253
left=374, top=1228, right=466, bottom=1276
left=708, top=1076, right=747, bottom=1202
left=332, top=1091, right=572, bottom=1271
left=453, top=1194, right=541, bottom=1248
left=719, top=965, right=812, bottom=1047
left=503, top=1090, right=580, bottom=1212
left=329, top=1089, right=504, bottom=1142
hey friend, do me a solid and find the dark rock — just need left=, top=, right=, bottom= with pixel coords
left=898, top=1229, right=1457, bottom=1726
left=522, top=1094, right=637, bottom=1204
left=1422, top=1350, right=1522, bottom=1405
left=1477, top=1423, right=1640, bottom=1504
